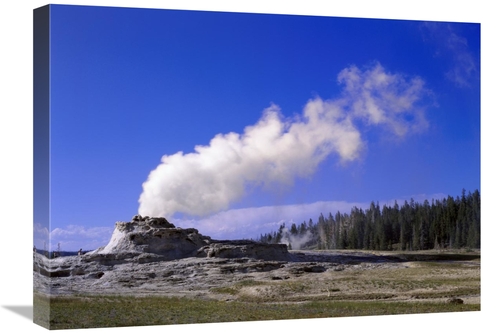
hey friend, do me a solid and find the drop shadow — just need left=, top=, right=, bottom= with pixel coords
left=2, top=305, right=33, bottom=321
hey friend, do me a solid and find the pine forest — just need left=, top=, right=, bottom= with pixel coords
left=258, top=189, right=480, bottom=251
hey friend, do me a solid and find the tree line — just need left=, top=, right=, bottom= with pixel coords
left=258, top=189, right=480, bottom=251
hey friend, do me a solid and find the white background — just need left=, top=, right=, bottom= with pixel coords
left=0, top=1, right=497, bottom=333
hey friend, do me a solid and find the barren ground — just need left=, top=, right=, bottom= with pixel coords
left=34, top=249, right=480, bottom=305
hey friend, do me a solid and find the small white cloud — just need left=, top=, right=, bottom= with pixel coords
left=33, top=222, right=50, bottom=250
left=338, top=62, right=429, bottom=136
left=421, top=22, right=479, bottom=88
left=49, top=225, right=114, bottom=251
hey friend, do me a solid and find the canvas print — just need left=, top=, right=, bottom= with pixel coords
left=33, top=4, right=480, bottom=330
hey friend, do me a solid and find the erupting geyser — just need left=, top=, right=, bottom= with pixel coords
left=138, top=63, right=430, bottom=223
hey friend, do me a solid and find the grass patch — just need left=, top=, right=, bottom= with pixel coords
left=36, top=293, right=480, bottom=330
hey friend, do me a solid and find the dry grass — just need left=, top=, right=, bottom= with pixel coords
left=214, top=252, right=480, bottom=305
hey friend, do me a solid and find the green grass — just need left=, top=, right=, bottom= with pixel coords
left=34, top=292, right=480, bottom=330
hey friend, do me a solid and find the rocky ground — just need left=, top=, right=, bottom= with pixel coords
left=33, top=249, right=395, bottom=296
left=33, top=249, right=480, bottom=305
left=33, top=216, right=480, bottom=305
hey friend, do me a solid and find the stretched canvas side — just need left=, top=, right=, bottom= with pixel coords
left=33, top=4, right=51, bottom=329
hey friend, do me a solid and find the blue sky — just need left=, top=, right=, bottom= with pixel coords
left=35, top=4, right=480, bottom=251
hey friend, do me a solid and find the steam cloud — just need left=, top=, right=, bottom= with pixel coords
left=138, top=63, right=429, bottom=218
left=280, top=227, right=314, bottom=251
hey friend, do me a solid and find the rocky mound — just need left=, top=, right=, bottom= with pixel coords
left=34, top=215, right=290, bottom=279
left=199, top=240, right=289, bottom=261
left=87, top=215, right=213, bottom=261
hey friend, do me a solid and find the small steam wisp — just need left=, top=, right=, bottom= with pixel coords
left=280, top=227, right=314, bottom=250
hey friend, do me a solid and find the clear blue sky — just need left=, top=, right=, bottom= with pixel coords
left=37, top=4, right=480, bottom=250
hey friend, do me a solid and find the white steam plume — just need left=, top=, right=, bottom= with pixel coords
left=138, top=62, right=429, bottom=218
left=280, top=227, right=314, bottom=251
